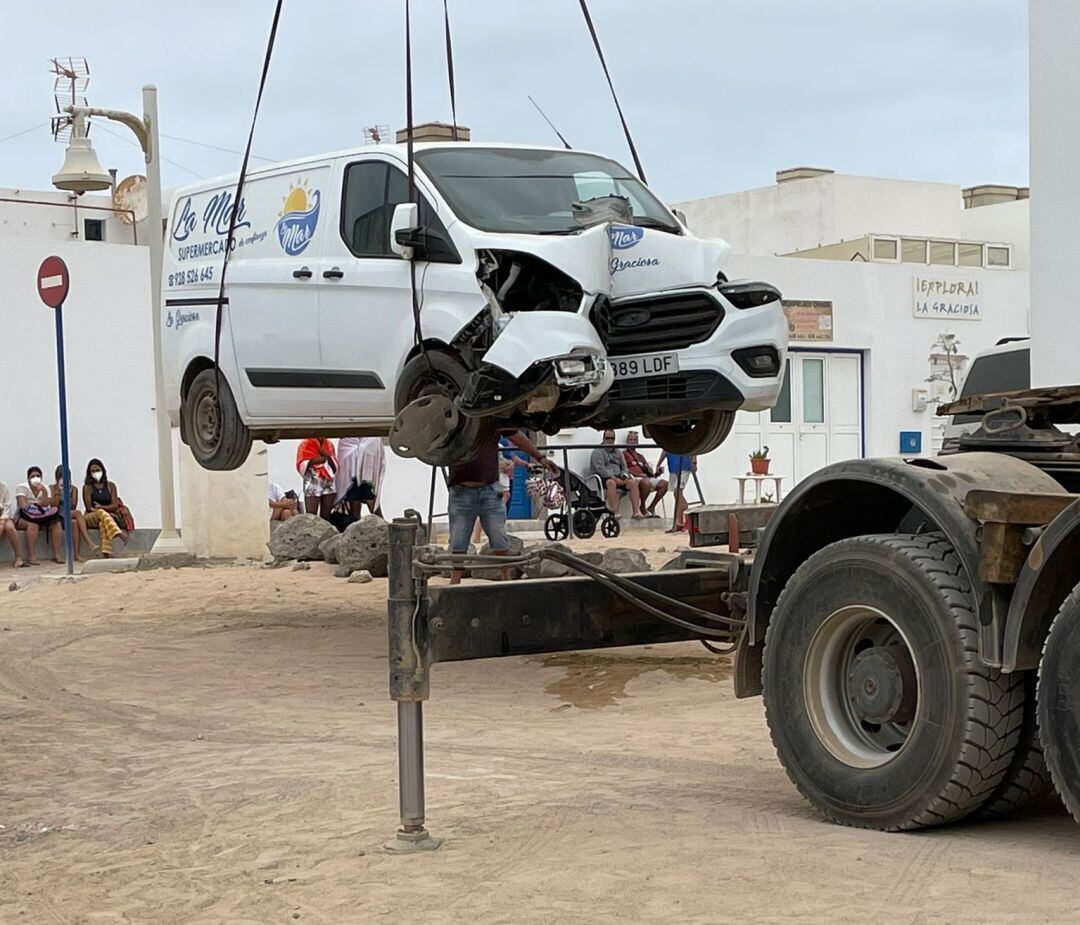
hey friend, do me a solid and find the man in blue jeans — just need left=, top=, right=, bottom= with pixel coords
left=448, top=431, right=556, bottom=584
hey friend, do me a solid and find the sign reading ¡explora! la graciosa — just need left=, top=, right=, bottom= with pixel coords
left=913, top=276, right=982, bottom=321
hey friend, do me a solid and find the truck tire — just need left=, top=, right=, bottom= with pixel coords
left=1037, top=585, right=1080, bottom=823
left=645, top=410, right=734, bottom=456
left=182, top=369, right=253, bottom=471
left=762, top=533, right=1025, bottom=831
left=978, top=671, right=1056, bottom=817
left=393, top=350, right=495, bottom=466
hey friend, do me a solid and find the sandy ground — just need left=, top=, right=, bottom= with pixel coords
left=2, top=531, right=1079, bottom=925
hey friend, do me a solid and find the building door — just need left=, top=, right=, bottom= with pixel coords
left=763, top=352, right=863, bottom=484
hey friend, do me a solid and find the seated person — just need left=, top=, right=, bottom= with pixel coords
left=589, top=429, right=642, bottom=519
left=623, top=430, right=668, bottom=518
left=82, top=459, right=125, bottom=558
left=268, top=482, right=299, bottom=521
left=0, top=481, right=24, bottom=568
left=14, top=466, right=63, bottom=566
left=51, top=465, right=96, bottom=561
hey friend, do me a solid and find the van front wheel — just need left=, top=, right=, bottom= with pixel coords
left=645, top=410, right=734, bottom=456
left=183, top=369, right=253, bottom=471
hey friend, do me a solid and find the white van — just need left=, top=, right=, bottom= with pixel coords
left=161, top=142, right=787, bottom=469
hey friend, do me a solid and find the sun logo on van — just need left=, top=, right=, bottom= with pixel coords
left=275, top=179, right=321, bottom=256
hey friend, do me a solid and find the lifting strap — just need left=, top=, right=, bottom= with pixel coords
left=213, top=0, right=285, bottom=386
left=577, top=0, right=647, bottom=183
left=404, top=0, right=431, bottom=369
left=443, top=0, right=459, bottom=140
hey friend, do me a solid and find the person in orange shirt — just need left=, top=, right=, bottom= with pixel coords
left=295, top=437, right=338, bottom=521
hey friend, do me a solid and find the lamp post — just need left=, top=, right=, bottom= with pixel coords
left=52, top=86, right=182, bottom=552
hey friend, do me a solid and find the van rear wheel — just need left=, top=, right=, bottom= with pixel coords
left=183, top=369, right=253, bottom=471
left=645, top=410, right=734, bottom=456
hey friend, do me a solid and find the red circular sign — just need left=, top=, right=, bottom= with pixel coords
left=37, top=255, right=70, bottom=309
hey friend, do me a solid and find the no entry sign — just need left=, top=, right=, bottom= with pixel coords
left=37, top=255, right=70, bottom=309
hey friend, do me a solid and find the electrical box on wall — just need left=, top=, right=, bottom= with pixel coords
left=911, top=388, right=929, bottom=412
left=900, top=431, right=922, bottom=454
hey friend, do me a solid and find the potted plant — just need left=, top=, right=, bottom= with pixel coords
left=750, top=446, right=771, bottom=475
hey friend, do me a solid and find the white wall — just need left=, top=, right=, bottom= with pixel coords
left=0, top=189, right=146, bottom=247
left=0, top=237, right=164, bottom=526
left=960, top=198, right=1030, bottom=270
left=1029, top=1, right=1080, bottom=387
left=674, top=174, right=963, bottom=256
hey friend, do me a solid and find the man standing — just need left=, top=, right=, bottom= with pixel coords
left=659, top=450, right=697, bottom=532
left=448, top=432, right=556, bottom=584
left=623, top=430, right=668, bottom=518
left=590, top=430, right=642, bottom=519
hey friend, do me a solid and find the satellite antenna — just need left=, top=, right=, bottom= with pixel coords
left=364, top=124, right=391, bottom=145
left=50, top=56, right=90, bottom=143
left=113, top=174, right=150, bottom=224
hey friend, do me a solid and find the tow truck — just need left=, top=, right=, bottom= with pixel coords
left=383, top=383, right=1080, bottom=851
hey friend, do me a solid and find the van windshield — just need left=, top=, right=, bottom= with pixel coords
left=413, top=147, right=680, bottom=235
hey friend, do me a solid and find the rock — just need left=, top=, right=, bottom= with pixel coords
left=474, top=534, right=525, bottom=580
left=7, top=582, right=16, bottom=592
left=601, top=547, right=651, bottom=574
left=657, top=545, right=666, bottom=553
left=580, top=551, right=604, bottom=566
left=291, top=561, right=310, bottom=571
left=523, top=540, right=570, bottom=578
left=348, top=569, right=373, bottom=584
left=267, top=514, right=337, bottom=562
left=333, top=563, right=355, bottom=578
left=318, top=532, right=343, bottom=565
left=660, top=554, right=684, bottom=571
left=336, top=516, right=390, bottom=578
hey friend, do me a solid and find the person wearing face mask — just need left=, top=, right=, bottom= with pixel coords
left=51, top=465, right=96, bottom=561
left=82, top=459, right=124, bottom=557
left=14, top=466, right=63, bottom=566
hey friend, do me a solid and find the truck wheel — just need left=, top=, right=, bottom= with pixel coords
left=393, top=351, right=495, bottom=466
left=645, top=410, right=734, bottom=456
left=762, top=533, right=1024, bottom=831
left=979, top=671, right=1056, bottom=817
left=1037, top=585, right=1080, bottom=823
left=183, top=369, right=253, bottom=471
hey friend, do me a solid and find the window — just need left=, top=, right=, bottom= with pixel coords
left=340, top=161, right=457, bottom=261
left=987, top=245, right=1011, bottom=268
left=929, top=240, right=955, bottom=265
left=802, top=358, right=825, bottom=424
left=871, top=237, right=898, bottom=261
left=84, top=218, right=104, bottom=241
left=953, top=348, right=1030, bottom=423
left=770, top=359, right=792, bottom=423
left=957, top=242, right=983, bottom=267
left=901, top=238, right=927, bottom=263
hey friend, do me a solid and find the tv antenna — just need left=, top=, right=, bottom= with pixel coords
left=50, top=56, right=90, bottom=144
left=364, top=124, right=391, bottom=145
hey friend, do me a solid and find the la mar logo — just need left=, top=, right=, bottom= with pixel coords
left=276, top=180, right=321, bottom=256
left=609, top=224, right=644, bottom=250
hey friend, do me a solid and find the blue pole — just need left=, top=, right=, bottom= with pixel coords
left=55, top=303, right=74, bottom=576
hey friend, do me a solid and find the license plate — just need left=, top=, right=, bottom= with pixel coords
left=610, top=352, right=680, bottom=380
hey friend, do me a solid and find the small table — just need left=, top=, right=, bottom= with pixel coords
left=734, top=473, right=785, bottom=505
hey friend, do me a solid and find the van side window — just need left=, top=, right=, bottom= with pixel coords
left=340, top=161, right=458, bottom=262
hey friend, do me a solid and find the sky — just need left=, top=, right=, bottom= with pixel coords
left=0, top=0, right=1028, bottom=203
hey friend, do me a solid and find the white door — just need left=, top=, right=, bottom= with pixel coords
left=763, top=352, right=863, bottom=483
left=226, top=164, right=330, bottom=418
left=315, top=157, right=476, bottom=419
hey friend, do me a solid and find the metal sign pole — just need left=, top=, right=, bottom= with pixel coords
left=54, top=302, right=75, bottom=576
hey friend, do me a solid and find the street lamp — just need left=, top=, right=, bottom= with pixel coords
left=52, top=86, right=183, bottom=553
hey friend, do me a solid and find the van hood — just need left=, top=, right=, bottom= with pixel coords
left=469, top=223, right=731, bottom=300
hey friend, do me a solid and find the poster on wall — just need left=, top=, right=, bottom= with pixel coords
left=782, top=300, right=833, bottom=342
left=913, top=277, right=982, bottom=320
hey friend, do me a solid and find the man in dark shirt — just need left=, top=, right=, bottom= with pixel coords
left=448, top=431, right=556, bottom=584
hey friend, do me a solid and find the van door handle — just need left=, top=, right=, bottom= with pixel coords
left=292, top=266, right=312, bottom=279
left=323, top=266, right=344, bottom=279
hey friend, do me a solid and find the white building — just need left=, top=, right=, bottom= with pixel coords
left=668, top=167, right=1030, bottom=503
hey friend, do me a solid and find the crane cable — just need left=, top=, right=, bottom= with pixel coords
left=212, top=0, right=285, bottom=401
left=577, top=0, right=647, bottom=183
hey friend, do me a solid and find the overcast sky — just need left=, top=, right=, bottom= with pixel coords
left=0, top=0, right=1028, bottom=202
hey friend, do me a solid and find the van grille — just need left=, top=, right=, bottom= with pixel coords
left=608, top=371, right=718, bottom=404
left=592, top=292, right=724, bottom=356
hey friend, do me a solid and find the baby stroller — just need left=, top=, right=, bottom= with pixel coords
left=527, top=466, right=621, bottom=541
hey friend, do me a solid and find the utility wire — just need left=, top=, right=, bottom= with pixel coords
left=92, top=122, right=204, bottom=179
left=161, top=132, right=276, bottom=163
left=0, top=122, right=49, bottom=145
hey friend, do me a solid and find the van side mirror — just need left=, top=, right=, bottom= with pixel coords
left=672, top=208, right=688, bottom=228
left=390, top=202, right=419, bottom=259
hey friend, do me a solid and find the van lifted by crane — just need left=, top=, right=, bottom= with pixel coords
left=384, top=383, right=1080, bottom=850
